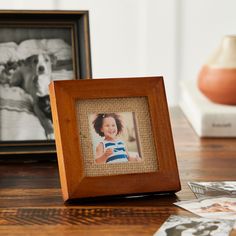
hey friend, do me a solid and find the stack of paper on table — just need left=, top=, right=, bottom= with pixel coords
left=154, top=181, right=236, bottom=235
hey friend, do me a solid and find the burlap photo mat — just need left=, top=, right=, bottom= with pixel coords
left=76, top=97, right=158, bottom=177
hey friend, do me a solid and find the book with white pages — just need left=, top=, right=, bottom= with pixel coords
left=179, top=79, right=236, bottom=137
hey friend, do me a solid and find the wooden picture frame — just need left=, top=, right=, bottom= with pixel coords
left=49, top=77, right=181, bottom=201
left=0, top=10, right=92, bottom=155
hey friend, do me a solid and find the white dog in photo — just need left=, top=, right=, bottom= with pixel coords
left=10, top=53, right=57, bottom=139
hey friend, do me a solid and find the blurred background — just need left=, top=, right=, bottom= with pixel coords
left=1, top=0, right=235, bottom=106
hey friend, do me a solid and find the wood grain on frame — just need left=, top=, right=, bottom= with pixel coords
left=49, top=77, right=181, bottom=201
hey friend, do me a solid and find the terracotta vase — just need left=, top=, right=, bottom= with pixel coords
left=198, top=35, right=236, bottom=105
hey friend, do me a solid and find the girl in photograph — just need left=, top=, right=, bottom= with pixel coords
left=93, top=113, right=141, bottom=164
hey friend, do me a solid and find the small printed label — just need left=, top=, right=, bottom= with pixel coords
left=212, top=123, right=232, bottom=128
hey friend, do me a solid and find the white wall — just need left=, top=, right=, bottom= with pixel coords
left=56, top=0, right=178, bottom=105
left=57, top=0, right=148, bottom=77
left=146, top=0, right=179, bottom=105
left=0, top=0, right=58, bottom=9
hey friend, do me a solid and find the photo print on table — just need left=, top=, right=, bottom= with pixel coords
left=174, top=196, right=236, bottom=224
left=188, top=181, right=236, bottom=198
left=153, top=215, right=234, bottom=236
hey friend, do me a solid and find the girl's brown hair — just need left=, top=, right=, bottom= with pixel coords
left=93, top=113, right=123, bottom=137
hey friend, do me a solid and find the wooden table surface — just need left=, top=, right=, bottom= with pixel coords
left=0, top=107, right=236, bottom=235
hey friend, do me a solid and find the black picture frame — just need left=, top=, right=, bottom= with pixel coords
left=0, top=10, right=92, bottom=156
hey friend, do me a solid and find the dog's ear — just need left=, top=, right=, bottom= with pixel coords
left=49, top=54, right=57, bottom=66
left=25, top=55, right=38, bottom=67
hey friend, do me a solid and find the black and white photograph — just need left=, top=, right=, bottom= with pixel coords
left=174, top=196, right=236, bottom=224
left=188, top=181, right=236, bottom=198
left=0, top=26, right=75, bottom=141
left=153, top=215, right=234, bottom=236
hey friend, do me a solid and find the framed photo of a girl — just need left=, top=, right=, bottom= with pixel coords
left=49, top=77, right=181, bottom=201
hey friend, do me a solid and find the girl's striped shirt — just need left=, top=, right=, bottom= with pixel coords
left=102, top=139, right=128, bottom=163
